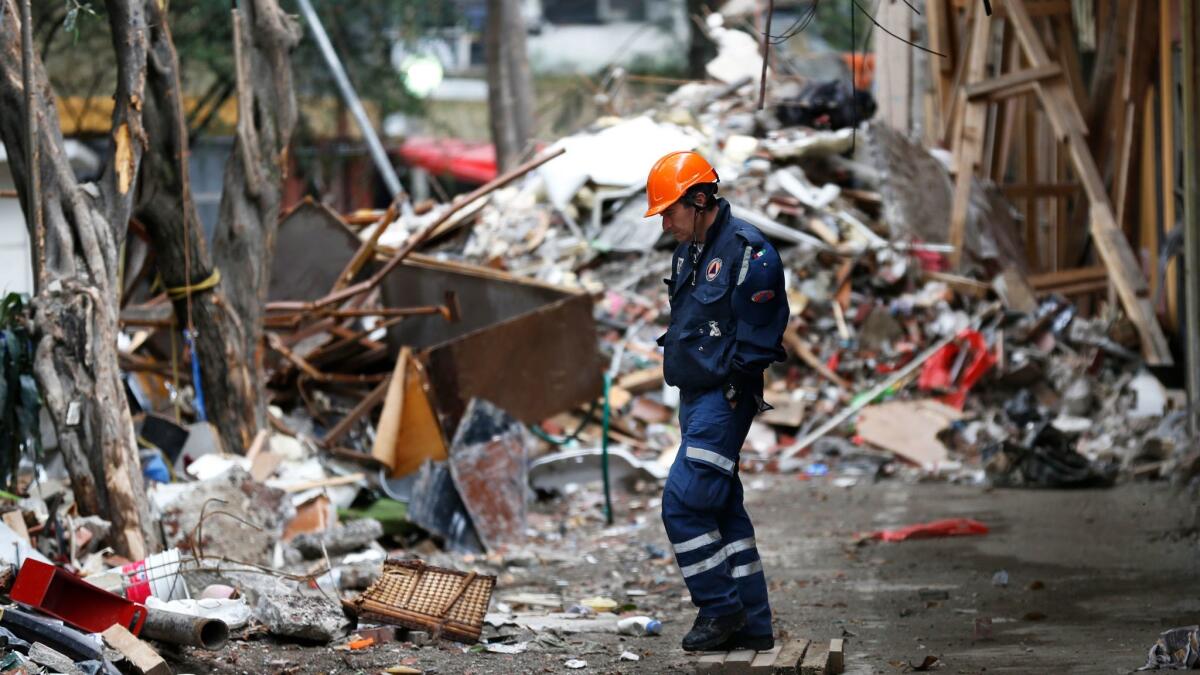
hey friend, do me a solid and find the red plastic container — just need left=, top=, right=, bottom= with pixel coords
left=10, top=559, right=147, bottom=635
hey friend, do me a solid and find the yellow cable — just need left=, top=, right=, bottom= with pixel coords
left=164, top=268, right=221, bottom=300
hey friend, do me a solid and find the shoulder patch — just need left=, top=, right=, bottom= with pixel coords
left=706, top=258, right=722, bottom=282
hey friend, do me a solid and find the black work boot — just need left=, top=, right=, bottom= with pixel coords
left=718, top=630, right=775, bottom=651
left=681, top=610, right=747, bottom=652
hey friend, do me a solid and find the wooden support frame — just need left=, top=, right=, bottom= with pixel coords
left=966, top=64, right=1063, bottom=100
left=948, top=6, right=994, bottom=268
left=1007, top=0, right=1172, bottom=363
left=943, top=0, right=1172, bottom=364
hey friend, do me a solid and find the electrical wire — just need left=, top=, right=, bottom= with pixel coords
left=849, top=0, right=947, bottom=57
left=762, top=1, right=819, bottom=44
left=758, top=0, right=947, bottom=57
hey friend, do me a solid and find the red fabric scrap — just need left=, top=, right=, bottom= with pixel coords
left=868, top=518, right=989, bottom=542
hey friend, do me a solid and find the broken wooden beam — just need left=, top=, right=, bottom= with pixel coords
left=101, top=625, right=170, bottom=675
left=783, top=330, right=852, bottom=389
left=266, top=147, right=566, bottom=314
left=964, top=63, right=1063, bottom=100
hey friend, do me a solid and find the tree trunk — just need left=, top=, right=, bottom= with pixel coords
left=687, top=0, right=721, bottom=80
left=210, top=0, right=301, bottom=439
left=486, top=0, right=535, bottom=172
left=0, top=0, right=157, bottom=558
left=135, top=0, right=258, bottom=454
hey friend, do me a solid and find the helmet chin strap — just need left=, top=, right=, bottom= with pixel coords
left=688, top=201, right=704, bottom=285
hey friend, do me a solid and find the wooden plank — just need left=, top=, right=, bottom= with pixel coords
left=955, top=0, right=1070, bottom=15
left=1023, top=100, right=1040, bottom=269
left=249, top=450, right=283, bottom=482
left=994, top=266, right=1040, bottom=312
left=1000, top=182, right=1079, bottom=198
left=948, top=5, right=993, bottom=268
left=1140, top=84, right=1161, bottom=303
left=783, top=330, right=851, bottom=389
left=1007, top=0, right=1088, bottom=138
left=1052, top=14, right=1089, bottom=119
left=282, top=473, right=366, bottom=493
left=942, top=0, right=976, bottom=146
left=799, top=641, right=831, bottom=675
left=926, top=0, right=954, bottom=129
left=1028, top=265, right=1108, bottom=289
left=616, top=366, right=664, bottom=394
left=772, top=640, right=811, bottom=674
left=1006, top=0, right=1172, bottom=365
left=828, top=639, right=845, bottom=675
left=101, top=625, right=170, bottom=675
left=991, top=27, right=1022, bottom=179
left=1159, top=0, right=1178, bottom=331
left=1039, top=279, right=1110, bottom=296
left=965, top=64, right=1063, bottom=100
left=751, top=646, right=784, bottom=673
left=1055, top=141, right=1070, bottom=269
left=923, top=270, right=992, bottom=297
left=1113, top=0, right=1154, bottom=232
left=2, top=512, right=29, bottom=545
left=696, top=652, right=727, bottom=673
left=725, top=649, right=757, bottom=675
left=804, top=217, right=841, bottom=247
left=875, top=0, right=912, bottom=132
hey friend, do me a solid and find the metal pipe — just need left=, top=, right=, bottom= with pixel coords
left=1182, top=0, right=1200, bottom=437
left=294, top=0, right=412, bottom=217
left=19, top=0, right=43, bottom=291
left=140, top=608, right=229, bottom=651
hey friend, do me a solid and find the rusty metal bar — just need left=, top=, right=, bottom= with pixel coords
left=320, top=376, right=392, bottom=448
left=266, top=333, right=388, bottom=384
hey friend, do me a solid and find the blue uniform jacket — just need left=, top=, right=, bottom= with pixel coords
left=656, top=199, right=789, bottom=393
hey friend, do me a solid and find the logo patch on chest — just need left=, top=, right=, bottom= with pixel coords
left=705, top=258, right=722, bottom=281
left=751, top=290, right=775, bottom=303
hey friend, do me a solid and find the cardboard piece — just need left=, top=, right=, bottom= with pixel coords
left=371, top=348, right=448, bottom=478
left=856, top=400, right=963, bottom=469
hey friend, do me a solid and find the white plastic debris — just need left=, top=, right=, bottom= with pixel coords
left=564, top=659, right=588, bottom=669
left=485, top=642, right=528, bottom=654
left=1128, top=371, right=1167, bottom=419
left=146, top=596, right=253, bottom=630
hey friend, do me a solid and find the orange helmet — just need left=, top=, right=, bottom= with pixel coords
left=644, top=151, right=719, bottom=218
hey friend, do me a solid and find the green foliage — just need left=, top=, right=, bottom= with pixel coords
left=0, top=294, right=41, bottom=491
left=170, top=0, right=465, bottom=138
left=33, top=0, right=466, bottom=138
left=62, top=0, right=97, bottom=42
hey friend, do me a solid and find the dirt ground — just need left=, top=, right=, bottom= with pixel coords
left=172, top=477, right=1200, bottom=674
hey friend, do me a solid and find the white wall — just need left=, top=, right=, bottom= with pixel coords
left=0, top=158, right=34, bottom=297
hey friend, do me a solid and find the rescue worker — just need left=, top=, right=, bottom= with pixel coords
left=646, top=150, right=789, bottom=653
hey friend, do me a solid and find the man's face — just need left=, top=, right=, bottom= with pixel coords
left=660, top=201, right=695, bottom=242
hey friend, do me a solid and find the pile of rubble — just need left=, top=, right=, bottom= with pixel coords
left=0, top=45, right=1187, bottom=675
left=373, top=74, right=1186, bottom=494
